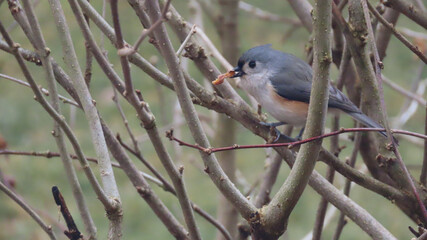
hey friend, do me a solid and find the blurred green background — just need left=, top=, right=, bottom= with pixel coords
left=0, top=0, right=426, bottom=239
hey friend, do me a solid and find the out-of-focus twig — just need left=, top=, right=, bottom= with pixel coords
left=368, top=2, right=427, bottom=64
left=0, top=181, right=57, bottom=240
left=383, top=0, right=427, bottom=30
left=399, top=27, right=427, bottom=40
left=363, top=0, right=427, bottom=223
left=25, top=0, right=97, bottom=237
left=146, top=0, right=257, bottom=222
left=238, top=1, right=301, bottom=25
left=0, top=73, right=79, bottom=107
left=375, top=8, right=400, bottom=60
left=111, top=0, right=201, bottom=238
left=382, top=74, right=426, bottom=106
left=286, top=0, right=313, bottom=32
left=421, top=105, right=427, bottom=186
left=118, top=0, right=172, bottom=56
left=0, top=18, right=114, bottom=216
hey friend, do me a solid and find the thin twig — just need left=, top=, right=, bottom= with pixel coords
left=167, top=127, right=427, bottom=154
left=312, top=166, right=335, bottom=240
left=368, top=2, right=427, bottom=64
left=382, top=0, right=427, bottom=30
left=118, top=0, right=172, bottom=56
left=112, top=88, right=140, bottom=156
left=286, top=0, right=313, bottom=32
left=399, top=27, right=427, bottom=40
left=55, top=5, right=123, bottom=238
left=25, top=0, right=97, bottom=237
left=176, top=24, right=196, bottom=57
left=333, top=132, right=362, bottom=240
left=111, top=1, right=201, bottom=238
left=0, top=19, right=115, bottom=213
left=0, top=148, right=232, bottom=240
left=0, top=181, right=56, bottom=240
left=83, top=0, right=93, bottom=88
left=238, top=1, right=301, bottom=25
left=116, top=135, right=174, bottom=193
left=52, top=186, right=83, bottom=240
left=362, top=0, right=427, bottom=223
left=146, top=0, right=257, bottom=221
left=100, top=122, right=190, bottom=239
left=0, top=73, right=79, bottom=107
left=382, top=74, right=426, bottom=106
left=421, top=105, right=427, bottom=185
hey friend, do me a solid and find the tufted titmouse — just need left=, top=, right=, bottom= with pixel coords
left=218, top=44, right=386, bottom=140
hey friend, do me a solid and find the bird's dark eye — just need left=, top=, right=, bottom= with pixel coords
left=248, top=61, right=256, bottom=69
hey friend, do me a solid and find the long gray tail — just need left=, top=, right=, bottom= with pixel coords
left=346, top=111, right=387, bottom=138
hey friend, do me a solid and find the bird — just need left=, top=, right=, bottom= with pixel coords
left=225, top=44, right=386, bottom=141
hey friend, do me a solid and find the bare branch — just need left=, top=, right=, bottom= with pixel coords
left=22, top=0, right=97, bottom=237
left=382, top=74, right=426, bottom=106
left=421, top=106, right=427, bottom=185
left=119, top=0, right=172, bottom=56
left=0, top=73, right=79, bottom=107
left=168, top=127, right=427, bottom=153
left=101, top=122, right=190, bottom=240
left=257, top=1, right=332, bottom=237
left=52, top=186, right=84, bottom=240
left=145, top=0, right=257, bottom=221
left=383, top=0, right=427, bottom=30
left=362, top=0, right=427, bottom=223
left=111, top=0, right=201, bottom=238
left=0, top=19, right=114, bottom=216
left=238, top=1, right=301, bottom=25
left=286, top=0, right=313, bottom=32
left=0, top=181, right=57, bottom=240
left=375, top=8, right=400, bottom=60
left=368, top=2, right=427, bottom=64
left=53, top=1, right=123, bottom=238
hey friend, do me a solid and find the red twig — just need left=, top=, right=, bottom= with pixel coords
left=166, top=128, right=427, bottom=154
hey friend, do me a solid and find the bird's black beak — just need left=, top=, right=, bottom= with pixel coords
left=230, top=66, right=244, bottom=78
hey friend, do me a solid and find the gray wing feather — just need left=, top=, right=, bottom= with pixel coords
left=259, top=47, right=388, bottom=137
left=269, top=54, right=361, bottom=114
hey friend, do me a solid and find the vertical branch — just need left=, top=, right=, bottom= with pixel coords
left=312, top=166, right=335, bottom=240
left=332, top=132, right=362, bottom=240
left=83, top=0, right=93, bottom=88
left=144, top=0, right=257, bottom=221
left=260, top=0, right=332, bottom=238
left=0, top=18, right=113, bottom=227
left=361, top=0, right=427, bottom=223
left=215, top=0, right=239, bottom=238
left=253, top=126, right=293, bottom=208
left=109, top=1, right=201, bottom=239
left=51, top=0, right=123, bottom=238
left=422, top=105, right=427, bottom=185
left=375, top=8, right=400, bottom=60
left=22, top=0, right=97, bottom=238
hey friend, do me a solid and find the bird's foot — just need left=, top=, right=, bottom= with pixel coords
left=260, top=122, right=295, bottom=143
